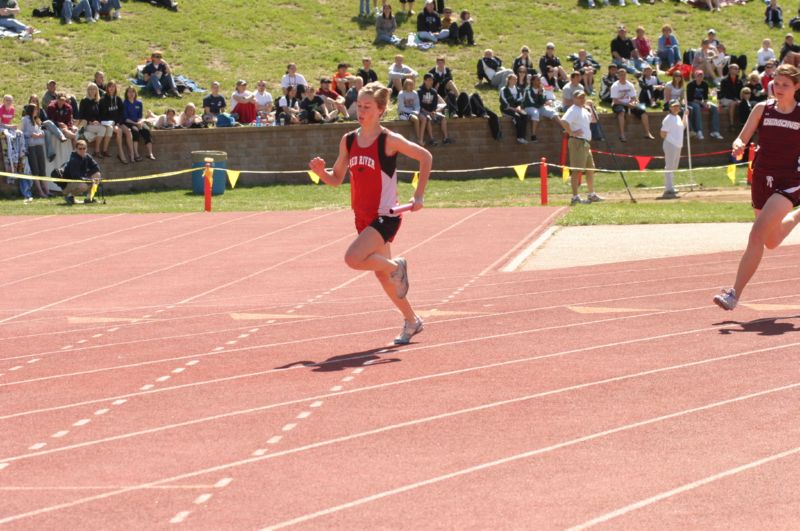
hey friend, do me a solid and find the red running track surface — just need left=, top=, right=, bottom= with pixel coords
left=2, top=208, right=800, bottom=529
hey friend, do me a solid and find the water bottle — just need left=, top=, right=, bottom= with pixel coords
left=256, top=114, right=262, bottom=127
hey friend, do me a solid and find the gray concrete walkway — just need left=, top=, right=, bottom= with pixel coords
left=519, top=223, right=800, bottom=271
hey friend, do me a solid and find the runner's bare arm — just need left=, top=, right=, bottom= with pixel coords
left=385, top=131, right=432, bottom=210
left=732, top=102, right=766, bottom=158
left=308, top=135, right=349, bottom=186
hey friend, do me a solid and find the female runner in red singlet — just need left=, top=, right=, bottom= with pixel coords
left=714, top=64, right=800, bottom=310
left=309, top=82, right=432, bottom=344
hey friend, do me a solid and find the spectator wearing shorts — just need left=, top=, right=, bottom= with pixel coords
left=388, top=55, right=419, bottom=94
left=254, top=80, right=274, bottom=121
left=397, top=78, right=423, bottom=144
left=202, top=82, right=226, bottom=124
left=559, top=90, right=602, bottom=205
left=418, top=73, right=451, bottom=145
left=610, top=69, right=654, bottom=142
left=399, top=0, right=414, bottom=16
left=77, top=83, right=113, bottom=158
left=523, top=74, right=558, bottom=141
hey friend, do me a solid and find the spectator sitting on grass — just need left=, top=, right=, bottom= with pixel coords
left=479, top=49, right=513, bottom=88
left=92, top=71, right=107, bottom=97
left=230, top=80, right=256, bottom=124
left=202, top=81, right=225, bottom=124
left=638, top=65, right=664, bottom=108
left=523, top=74, right=559, bottom=142
left=254, top=80, right=274, bottom=122
left=757, top=38, right=776, bottom=72
left=1, top=94, right=15, bottom=128
left=357, top=57, right=379, bottom=85
left=513, top=46, right=535, bottom=77
left=300, top=86, right=337, bottom=124
left=440, top=7, right=460, bottom=44
left=143, top=51, right=181, bottom=99
left=276, top=85, right=301, bottom=125
left=633, top=26, right=659, bottom=68
left=42, top=80, right=58, bottom=109
left=779, top=33, right=800, bottom=63
left=375, top=3, right=403, bottom=48
left=456, top=9, right=475, bottom=46
left=280, top=63, right=308, bottom=97
left=61, top=0, right=94, bottom=24
left=599, top=64, right=618, bottom=104
left=539, top=43, right=568, bottom=86
left=388, top=54, right=418, bottom=94
left=610, top=69, right=655, bottom=142
left=791, top=9, right=800, bottom=31
left=316, top=78, right=348, bottom=119
left=417, top=0, right=448, bottom=43
left=397, top=77, right=423, bottom=144
left=610, top=25, right=640, bottom=76
left=573, top=50, right=596, bottom=95
left=333, top=63, right=358, bottom=96
left=765, top=0, right=783, bottom=29
left=745, top=71, right=766, bottom=102
left=0, top=0, right=36, bottom=39
left=96, top=0, right=122, bottom=20
left=657, top=24, right=681, bottom=70
left=178, top=102, right=202, bottom=128
left=61, top=140, right=100, bottom=205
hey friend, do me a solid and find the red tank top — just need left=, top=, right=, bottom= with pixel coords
left=755, top=101, right=800, bottom=177
left=346, top=130, right=399, bottom=220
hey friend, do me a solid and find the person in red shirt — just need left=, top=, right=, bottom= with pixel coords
left=714, top=64, right=800, bottom=310
left=316, top=78, right=348, bottom=119
left=308, top=82, right=431, bottom=344
left=0, top=94, right=14, bottom=126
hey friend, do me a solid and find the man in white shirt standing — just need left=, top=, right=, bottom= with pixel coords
left=610, top=69, right=654, bottom=142
left=559, top=90, right=603, bottom=205
left=659, top=99, right=687, bottom=199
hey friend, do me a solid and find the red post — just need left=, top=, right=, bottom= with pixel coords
left=559, top=132, right=568, bottom=168
left=203, top=158, right=213, bottom=212
left=746, top=143, right=754, bottom=185
left=539, top=157, right=548, bottom=206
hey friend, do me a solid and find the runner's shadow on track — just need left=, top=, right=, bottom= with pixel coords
left=715, top=316, right=800, bottom=336
left=275, top=346, right=402, bottom=372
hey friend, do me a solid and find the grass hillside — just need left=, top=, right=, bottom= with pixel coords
left=6, top=0, right=777, bottom=116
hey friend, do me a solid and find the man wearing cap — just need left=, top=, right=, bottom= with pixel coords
left=660, top=99, right=686, bottom=199
left=142, top=51, right=181, bottom=98
left=417, top=0, right=448, bottom=42
left=559, top=90, right=603, bottom=205
left=611, top=26, right=640, bottom=76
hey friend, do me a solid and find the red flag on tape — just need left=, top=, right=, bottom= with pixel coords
left=634, top=156, right=652, bottom=171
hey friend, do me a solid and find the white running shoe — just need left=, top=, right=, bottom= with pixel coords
left=713, top=288, right=738, bottom=310
left=696, top=131, right=704, bottom=140
left=587, top=192, right=605, bottom=202
left=619, top=0, right=626, bottom=5
left=709, top=131, right=723, bottom=140
left=394, top=317, right=424, bottom=345
left=390, top=257, right=409, bottom=299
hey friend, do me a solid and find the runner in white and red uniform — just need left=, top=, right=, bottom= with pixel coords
left=714, top=64, right=800, bottom=310
left=309, top=82, right=432, bottom=344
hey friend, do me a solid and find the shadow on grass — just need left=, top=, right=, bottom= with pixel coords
left=715, top=316, right=800, bottom=336
left=275, top=345, right=403, bottom=372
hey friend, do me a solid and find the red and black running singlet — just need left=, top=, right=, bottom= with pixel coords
left=346, top=129, right=399, bottom=223
left=754, top=101, right=800, bottom=177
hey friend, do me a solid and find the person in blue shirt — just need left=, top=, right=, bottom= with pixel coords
left=123, top=86, right=155, bottom=161
left=202, top=82, right=226, bottom=125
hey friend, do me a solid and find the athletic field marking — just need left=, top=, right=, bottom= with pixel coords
left=76, top=340, right=87, bottom=344
left=482, top=207, right=567, bottom=276
left=237, top=334, right=250, bottom=339
left=51, top=431, right=69, bottom=439
left=252, top=449, right=268, bottom=457
left=0, top=316, right=767, bottom=422
left=140, top=384, right=154, bottom=391
left=0, top=484, right=218, bottom=491
left=566, top=446, right=800, bottom=530
left=156, top=376, right=171, bottom=383
left=9, top=365, right=22, bottom=371
left=0, top=214, right=121, bottom=245
left=28, top=443, right=46, bottom=451
left=169, top=510, right=191, bottom=524
left=342, top=376, right=354, bottom=382
left=111, top=399, right=127, bottom=406
left=67, top=317, right=142, bottom=324
left=94, top=409, right=109, bottom=416
left=297, top=412, right=311, bottom=419
left=267, top=436, right=283, bottom=445
left=0, top=210, right=323, bottom=325
left=310, top=401, right=324, bottom=408
left=142, top=314, right=152, bottom=319
left=172, top=368, right=185, bottom=374
left=225, top=340, right=237, bottom=345
left=0, top=212, right=261, bottom=292
left=330, top=386, right=343, bottom=392
left=0, top=214, right=186, bottom=263
left=214, top=478, right=233, bottom=488
left=1, top=335, right=796, bottom=470
left=0, top=463, right=8, bottom=471
left=569, top=306, right=659, bottom=314
left=352, top=369, right=364, bottom=375
left=60, top=346, right=71, bottom=350
left=213, top=347, right=225, bottom=352
left=186, top=360, right=199, bottom=366
left=27, top=358, right=39, bottom=364
left=4, top=370, right=794, bottom=527
left=72, top=419, right=90, bottom=427
left=740, top=303, right=800, bottom=311
left=107, top=327, right=119, bottom=333
left=282, top=424, right=297, bottom=432
left=193, top=493, right=213, bottom=505
left=0, top=214, right=54, bottom=229
left=501, top=226, right=559, bottom=273
left=230, top=313, right=317, bottom=320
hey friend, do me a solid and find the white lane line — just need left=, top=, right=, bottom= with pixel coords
left=172, top=368, right=185, bottom=374
left=60, top=346, right=72, bottom=351
left=267, top=436, right=283, bottom=445
left=140, top=384, right=154, bottom=391
left=72, top=419, right=90, bottom=427
left=28, top=443, right=46, bottom=451
left=309, top=401, right=324, bottom=408
left=193, top=493, right=213, bottom=505
left=214, top=478, right=233, bottom=488
left=237, top=334, right=250, bottom=339
left=567, top=446, right=800, bottom=530
left=111, top=399, right=127, bottom=406
left=258, top=383, right=800, bottom=530
left=352, top=369, right=364, bottom=375
left=342, top=377, right=354, bottom=382
left=249, top=328, right=259, bottom=333
left=281, top=423, right=297, bottom=432
left=169, top=510, right=191, bottom=524
left=51, top=431, right=69, bottom=439
left=156, top=376, right=171, bottom=383
left=76, top=340, right=87, bottom=344
left=225, top=341, right=237, bottom=345
left=252, top=449, right=268, bottom=457
left=330, top=386, right=343, bottom=392
left=213, top=347, right=225, bottom=352
left=142, top=315, right=152, bottom=319
left=0, top=485, right=219, bottom=491
left=296, top=412, right=311, bottom=419
left=107, top=328, right=119, bottom=333
left=186, top=360, right=200, bottom=366
left=502, top=226, right=560, bottom=273
left=0, top=463, right=8, bottom=470
left=9, top=366, right=22, bottom=371
left=155, top=310, right=165, bottom=314
left=94, top=409, right=109, bottom=416
left=92, top=334, right=103, bottom=338
left=27, top=359, right=39, bottom=364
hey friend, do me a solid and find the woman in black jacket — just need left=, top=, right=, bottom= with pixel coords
left=99, top=80, right=132, bottom=164
left=77, top=83, right=111, bottom=159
